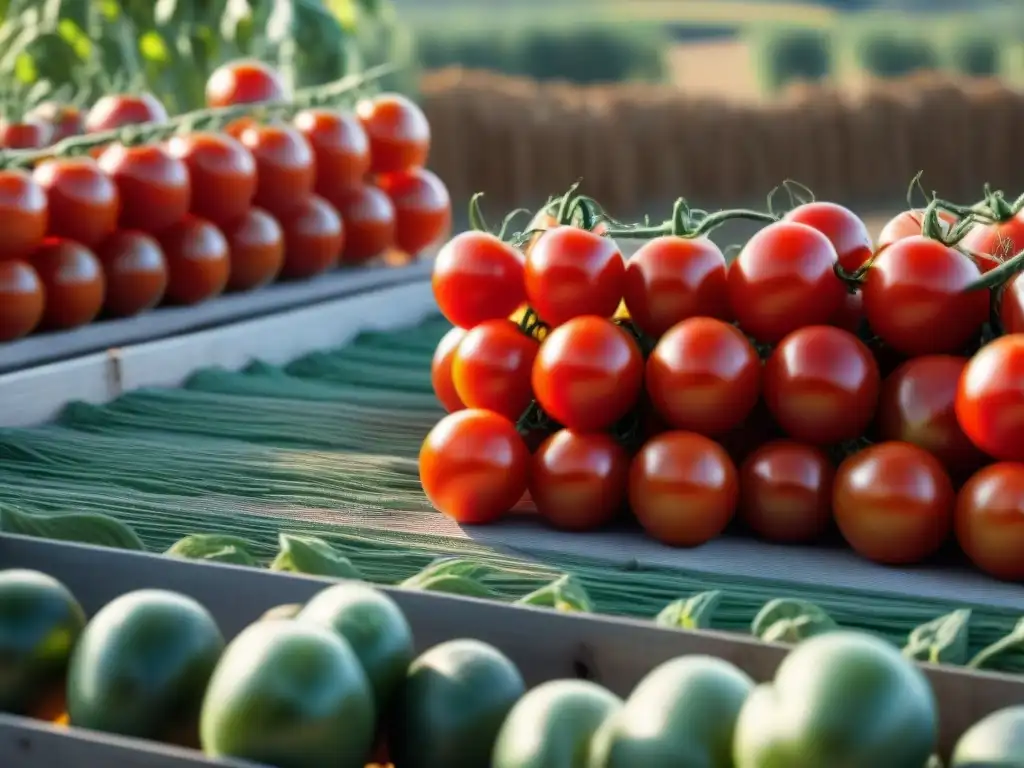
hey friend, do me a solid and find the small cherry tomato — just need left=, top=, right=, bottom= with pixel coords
left=432, top=231, right=525, bottom=328
left=222, top=207, right=284, bottom=292
left=431, top=327, right=467, bottom=413
left=277, top=194, right=344, bottom=280
left=622, top=235, right=729, bottom=337
left=876, top=208, right=958, bottom=253
left=0, top=170, right=48, bottom=261
left=25, top=102, right=83, bottom=142
left=960, top=209, right=1024, bottom=274
left=84, top=93, right=168, bottom=133
left=0, top=260, right=44, bottom=341
left=375, top=168, right=451, bottom=255
left=728, top=221, right=845, bottom=343
left=94, top=230, right=168, bottom=317
left=356, top=93, right=430, bottom=174
left=1000, top=274, right=1024, bottom=335
left=957, top=335, right=1024, bottom=462
left=32, top=238, right=106, bottom=330
left=33, top=157, right=119, bottom=247
left=764, top=325, right=880, bottom=445
left=293, top=109, right=371, bottom=196
left=523, top=210, right=607, bottom=256
left=97, top=143, right=190, bottom=234
left=783, top=201, right=873, bottom=272
left=205, top=60, right=286, bottom=108
left=862, top=235, right=988, bottom=356
left=532, top=316, right=643, bottom=432
left=324, top=184, right=396, bottom=264
left=646, top=317, right=761, bottom=436
left=530, top=430, right=630, bottom=531
left=739, top=440, right=834, bottom=544
left=238, top=123, right=315, bottom=218
left=629, top=431, right=738, bottom=547
left=157, top=216, right=230, bottom=305
left=830, top=289, right=864, bottom=333
left=223, top=117, right=259, bottom=141
left=956, top=463, right=1024, bottom=582
left=451, top=319, right=539, bottom=421
left=834, top=441, right=954, bottom=565
left=418, top=409, right=529, bottom=524
left=166, top=132, right=257, bottom=228
left=0, top=119, right=52, bottom=149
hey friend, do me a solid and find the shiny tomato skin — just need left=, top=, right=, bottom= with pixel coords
left=862, top=236, right=988, bottom=356
left=739, top=440, right=834, bottom=544
left=94, top=230, right=168, bottom=317
left=375, top=168, right=451, bottom=255
left=784, top=201, right=873, bottom=272
left=157, top=216, right=230, bottom=305
left=764, top=325, right=880, bottom=446
left=960, top=211, right=1024, bottom=273
left=0, top=260, right=44, bottom=341
left=0, top=119, right=52, bottom=149
left=727, top=221, right=845, bottom=343
left=97, top=144, right=190, bottom=234
left=955, top=463, right=1024, bottom=581
left=293, top=109, right=371, bottom=196
left=532, top=316, right=644, bottom=432
left=277, top=194, right=344, bottom=280
left=431, top=327, right=467, bottom=413
left=418, top=409, right=529, bottom=524
left=33, top=157, right=119, bottom=247
left=238, top=124, right=316, bottom=218
left=523, top=211, right=608, bottom=256
left=956, top=335, right=1024, bottom=461
left=646, top=317, right=761, bottom=437
left=356, top=93, right=430, bottom=174
left=205, top=60, right=286, bottom=108
left=830, top=289, right=865, bottom=333
left=25, top=102, right=83, bottom=143
left=432, top=231, right=525, bottom=329
left=1000, top=274, right=1024, bottom=335
left=166, top=132, right=257, bottom=228
left=629, top=431, right=739, bottom=547
left=32, top=239, right=106, bottom=330
left=622, top=235, right=729, bottom=337
left=525, top=226, right=625, bottom=327
left=0, top=170, right=48, bottom=261
left=222, top=207, right=284, bottom=292
left=84, top=93, right=168, bottom=133
left=324, top=184, right=396, bottom=264
left=876, top=208, right=958, bottom=253
left=530, top=430, right=630, bottom=531
left=451, top=319, right=539, bottom=421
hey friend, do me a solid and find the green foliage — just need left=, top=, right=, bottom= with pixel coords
left=750, top=25, right=834, bottom=93
left=943, top=25, right=1004, bottom=77
left=848, top=22, right=942, bottom=79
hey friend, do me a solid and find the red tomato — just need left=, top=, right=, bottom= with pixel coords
left=833, top=441, right=954, bottom=565
left=451, top=319, right=539, bottom=421
left=0, top=170, right=48, bottom=261
left=955, top=463, right=1024, bottom=581
left=646, top=317, right=761, bottom=436
left=32, top=239, right=105, bottom=330
left=25, top=102, right=83, bottom=143
left=622, top=235, right=729, bottom=337
left=157, top=216, right=230, bottom=305
left=727, top=221, right=845, bottom=343
left=238, top=124, right=315, bottom=218
left=324, top=184, right=396, bottom=264
left=223, top=207, right=284, bottom=292
left=205, top=60, right=286, bottom=108
left=277, top=194, right=344, bottom=280
left=629, top=431, right=738, bottom=547
left=166, top=132, right=257, bottom=228
left=719, top=400, right=784, bottom=468
left=418, top=409, right=529, bottom=524
left=375, top=168, right=451, bottom=255
left=764, top=325, right=880, bottom=445
left=525, top=226, right=625, bottom=327
left=84, top=93, right=168, bottom=133
left=783, top=201, right=873, bottom=272
left=523, top=211, right=607, bottom=256
left=861, top=235, right=988, bottom=356
left=431, top=327, right=467, bottom=413
left=1000, top=273, right=1024, bottom=335
left=293, top=109, right=371, bottom=196
left=94, top=231, right=168, bottom=317
left=957, top=335, right=1024, bottom=461
left=530, top=430, right=629, bottom=531
left=876, top=208, right=958, bottom=253
left=739, top=440, right=834, bottom=544
left=830, top=289, right=864, bottom=333
left=432, top=231, right=525, bottom=329
left=223, top=117, right=259, bottom=141
left=532, top=316, right=643, bottom=432
left=356, top=93, right=430, bottom=174
left=960, top=210, right=1024, bottom=273
left=97, top=144, right=190, bottom=234
left=0, top=260, right=44, bottom=341
left=0, top=119, right=52, bottom=149
left=33, top=157, right=119, bottom=247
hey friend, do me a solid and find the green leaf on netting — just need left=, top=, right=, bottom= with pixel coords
left=401, top=558, right=498, bottom=588
left=752, top=598, right=838, bottom=644
left=903, top=609, right=972, bottom=665
left=967, top=616, right=1024, bottom=672
left=0, top=505, right=146, bottom=551
left=165, top=533, right=257, bottom=566
left=517, top=574, right=592, bottom=613
left=405, top=574, right=499, bottom=599
left=270, top=533, right=363, bottom=579
left=655, top=590, right=722, bottom=631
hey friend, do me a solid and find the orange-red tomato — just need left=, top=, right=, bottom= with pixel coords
left=629, top=431, right=739, bottom=547
left=157, top=216, right=230, bottom=305
left=955, top=463, right=1024, bottom=582
left=293, top=109, right=371, bottom=196
left=960, top=209, right=1024, bottom=274
left=94, top=231, right=168, bottom=318
left=97, top=144, right=191, bottom=234
left=431, top=327, right=467, bottom=413
left=451, top=319, right=539, bottom=421
left=25, top=102, right=83, bottom=143
left=999, top=273, right=1024, bottom=335
left=530, top=430, right=630, bottom=531
left=0, top=170, right=48, bottom=261
left=324, top=184, right=396, bottom=264
left=375, top=168, right=451, bottom=255
left=784, top=201, right=873, bottom=273
left=0, top=260, right=44, bottom=341
left=222, top=207, right=284, bottom=292
left=166, top=132, right=257, bottom=228
left=523, top=211, right=608, bottom=256
left=206, top=60, right=286, bottom=108
left=0, top=119, right=52, bottom=149
left=223, top=117, right=259, bottom=141
left=84, top=93, right=168, bottom=133
left=875, top=208, right=958, bottom=253
left=956, top=334, right=1024, bottom=462
left=356, top=93, right=430, bottom=174
left=833, top=441, right=954, bottom=565
left=238, top=124, right=315, bottom=219
left=418, top=409, right=529, bottom=524
left=432, top=231, right=525, bottom=329
left=32, top=239, right=105, bottom=330
left=33, top=157, right=119, bottom=247
left=277, top=194, right=344, bottom=280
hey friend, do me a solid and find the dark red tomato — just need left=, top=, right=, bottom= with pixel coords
left=960, top=210, right=1024, bottom=274
left=432, top=231, right=525, bottom=329
left=955, top=463, right=1024, bottom=582
left=530, top=430, right=630, bottom=531
left=532, top=316, right=643, bottom=432
left=157, top=216, right=230, bottom=305
left=861, top=235, right=988, bottom=357
left=277, top=194, right=343, bottom=280
left=764, top=325, right=880, bottom=445
left=33, top=157, right=119, bottom=247
left=833, top=441, right=954, bottom=565
left=876, top=208, right=958, bottom=253
left=418, top=409, right=529, bottom=524
left=238, top=124, right=315, bottom=218
left=956, top=335, right=1024, bottom=462
left=727, top=221, right=845, bottom=343
left=166, top=132, right=257, bottom=228
left=97, top=143, right=190, bottom=234
left=739, top=440, right=834, bottom=544
left=431, top=327, right=467, bottom=413
left=375, top=168, right=451, bottom=255
left=451, top=319, right=539, bottom=421
left=629, top=431, right=738, bottom=547
left=25, top=102, right=83, bottom=143
left=622, top=235, right=729, bottom=337
left=324, top=184, right=396, bottom=264
left=646, top=317, right=761, bottom=436
left=356, top=93, right=430, bottom=174
left=222, top=207, right=284, bottom=292
left=32, top=239, right=105, bottom=330
left=94, top=230, right=168, bottom=317
left=0, top=170, right=48, bottom=261
left=205, top=60, right=286, bottom=108
left=84, top=93, right=168, bottom=133
left=830, top=289, right=864, bottom=333
left=293, top=109, right=371, bottom=196
left=1000, top=273, right=1024, bottom=335
left=783, top=201, right=873, bottom=273
left=0, top=119, right=52, bottom=149
left=0, top=260, right=44, bottom=341
left=525, top=226, right=625, bottom=327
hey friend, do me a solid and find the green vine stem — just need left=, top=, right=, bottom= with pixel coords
left=602, top=197, right=776, bottom=240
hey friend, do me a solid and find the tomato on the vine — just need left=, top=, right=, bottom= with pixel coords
left=783, top=201, right=873, bottom=272
left=238, top=124, right=316, bottom=219
left=32, top=239, right=105, bottom=330
left=956, top=334, right=1024, bottom=462
left=205, top=60, right=286, bottom=108
left=432, top=231, right=525, bottom=329
left=0, top=170, right=48, bottom=261
left=157, top=216, right=230, bottom=305
left=418, top=409, right=529, bottom=524
left=431, top=327, right=467, bottom=413
left=33, top=157, right=119, bottom=247
left=523, top=210, right=607, bottom=255
left=830, top=289, right=864, bottom=333
left=97, top=143, right=190, bottom=234
left=999, top=273, right=1024, bottom=335
left=84, top=93, right=168, bottom=133
left=166, top=132, right=257, bottom=228
left=222, top=207, right=284, bottom=292
left=875, top=208, right=958, bottom=253
left=955, top=463, right=1024, bottom=582
left=0, top=119, right=52, bottom=149
left=375, top=168, right=451, bottom=255
left=277, top=194, right=344, bottom=280
left=451, top=319, right=539, bottom=421
left=356, top=93, right=430, bottom=174
left=94, top=231, right=168, bottom=318
left=0, top=260, right=44, bottom=341
left=960, top=209, right=1024, bottom=273
left=25, top=102, right=83, bottom=143
left=323, top=184, right=396, bottom=264
left=293, top=109, right=371, bottom=196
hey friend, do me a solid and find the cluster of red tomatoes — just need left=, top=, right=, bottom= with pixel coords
left=420, top=189, right=1024, bottom=584
left=0, top=60, right=451, bottom=343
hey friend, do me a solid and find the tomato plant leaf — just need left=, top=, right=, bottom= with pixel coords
left=655, top=589, right=722, bottom=631
left=0, top=504, right=146, bottom=551
left=966, top=616, right=1024, bottom=672
left=903, top=609, right=972, bottom=665
left=270, top=533, right=363, bottom=579
left=752, top=598, right=837, bottom=644
left=405, top=574, right=499, bottom=599
left=165, top=533, right=257, bottom=565
left=401, top=557, right=499, bottom=587
left=517, top=574, right=592, bottom=613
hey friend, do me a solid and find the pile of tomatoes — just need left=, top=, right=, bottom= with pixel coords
left=420, top=189, right=1024, bottom=584
left=0, top=60, right=451, bottom=343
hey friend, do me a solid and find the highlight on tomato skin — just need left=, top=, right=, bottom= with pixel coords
left=157, top=216, right=231, bottom=306
left=451, top=319, right=539, bottom=422
left=0, top=259, right=45, bottom=342
left=431, top=231, right=526, bottom=329
left=33, top=157, right=120, bottom=248
left=956, top=334, right=1024, bottom=463
left=430, top=327, right=467, bottom=414
left=277, top=194, right=345, bottom=280
left=324, top=184, right=396, bottom=265
left=783, top=201, right=873, bottom=273
left=375, top=168, right=451, bottom=256
left=955, top=463, right=1024, bottom=582
left=356, top=93, right=431, bottom=175
left=165, top=132, right=258, bottom=229
left=84, top=93, right=168, bottom=133
left=97, top=143, right=191, bottom=235
left=32, top=238, right=106, bottom=331
left=0, top=170, right=49, bottom=262
left=205, top=60, right=286, bottom=109
left=293, top=109, right=371, bottom=197
left=94, top=230, right=168, bottom=318
left=238, top=123, right=316, bottom=220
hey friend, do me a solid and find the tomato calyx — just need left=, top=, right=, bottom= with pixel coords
left=467, top=192, right=530, bottom=242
